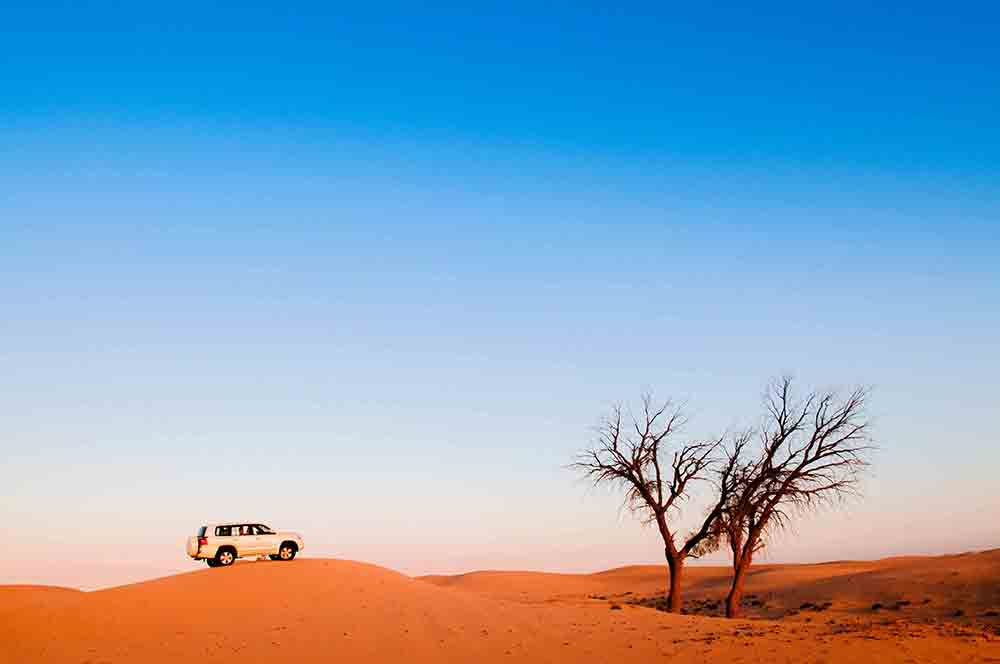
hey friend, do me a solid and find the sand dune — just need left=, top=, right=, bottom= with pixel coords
left=422, top=549, right=1000, bottom=618
left=3, top=554, right=999, bottom=663
left=0, top=585, right=82, bottom=619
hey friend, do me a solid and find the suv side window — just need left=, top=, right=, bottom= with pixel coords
left=215, top=525, right=232, bottom=537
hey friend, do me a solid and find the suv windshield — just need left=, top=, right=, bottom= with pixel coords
left=257, top=525, right=274, bottom=534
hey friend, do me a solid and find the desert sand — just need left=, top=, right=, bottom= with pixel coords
left=3, top=551, right=999, bottom=663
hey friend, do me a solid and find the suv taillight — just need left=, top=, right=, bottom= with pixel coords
left=198, top=536, right=208, bottom=548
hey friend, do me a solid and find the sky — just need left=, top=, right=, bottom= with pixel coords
left=1, top=2, right=998, bottom=589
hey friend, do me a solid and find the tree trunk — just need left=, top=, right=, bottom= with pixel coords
left=665, top=550, right=684, bottom=612
left=725, top=552, right=752, bottom=618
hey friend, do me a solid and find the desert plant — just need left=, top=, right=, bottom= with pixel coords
left=718, top=378, right=873, bottom=618
left=572, top=396, right=744, bottom=612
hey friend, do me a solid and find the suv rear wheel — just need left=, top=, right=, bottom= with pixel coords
left=215, top=548, right=236, bottom=567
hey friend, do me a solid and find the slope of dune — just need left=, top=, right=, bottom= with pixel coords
left=0, top=585, right=83, bottom=619
left=421, top=549, right=1000, bottom=619
left=3, top=556, right=999, bottom=663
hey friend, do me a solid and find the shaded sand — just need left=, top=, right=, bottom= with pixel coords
left=3, top=554, right=999, bottom=663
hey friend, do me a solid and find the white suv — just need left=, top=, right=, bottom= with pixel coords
left=186, top=523, right=305, bottom=567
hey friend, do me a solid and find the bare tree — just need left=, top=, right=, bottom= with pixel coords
left=719, top=378, right=873, bottom=618
left=573, top=396, right=742, bottom=612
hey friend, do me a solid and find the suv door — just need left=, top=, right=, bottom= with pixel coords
left=215, top=525, right=238, bottom=556
left=237, top=524, right=260, bottom=554
left=255, top=524, right=279, bottom=554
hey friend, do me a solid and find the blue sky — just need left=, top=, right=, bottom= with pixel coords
left=1, top=2, right=998, bottom=587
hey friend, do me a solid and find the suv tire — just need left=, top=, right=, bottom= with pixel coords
left=278, top=543, right=297, bottom=561
left=215, top=548, right=236, bottom=567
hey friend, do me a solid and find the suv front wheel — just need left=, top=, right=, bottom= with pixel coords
left=278, top=543, right=297, bottom=561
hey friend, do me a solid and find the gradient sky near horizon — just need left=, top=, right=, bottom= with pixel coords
left=2, top=2, right=999, bottom=589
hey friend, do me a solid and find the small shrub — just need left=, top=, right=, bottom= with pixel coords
left=610, top=604, right=623, bottom=610
left=871, top=603, right=884, bottom=611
